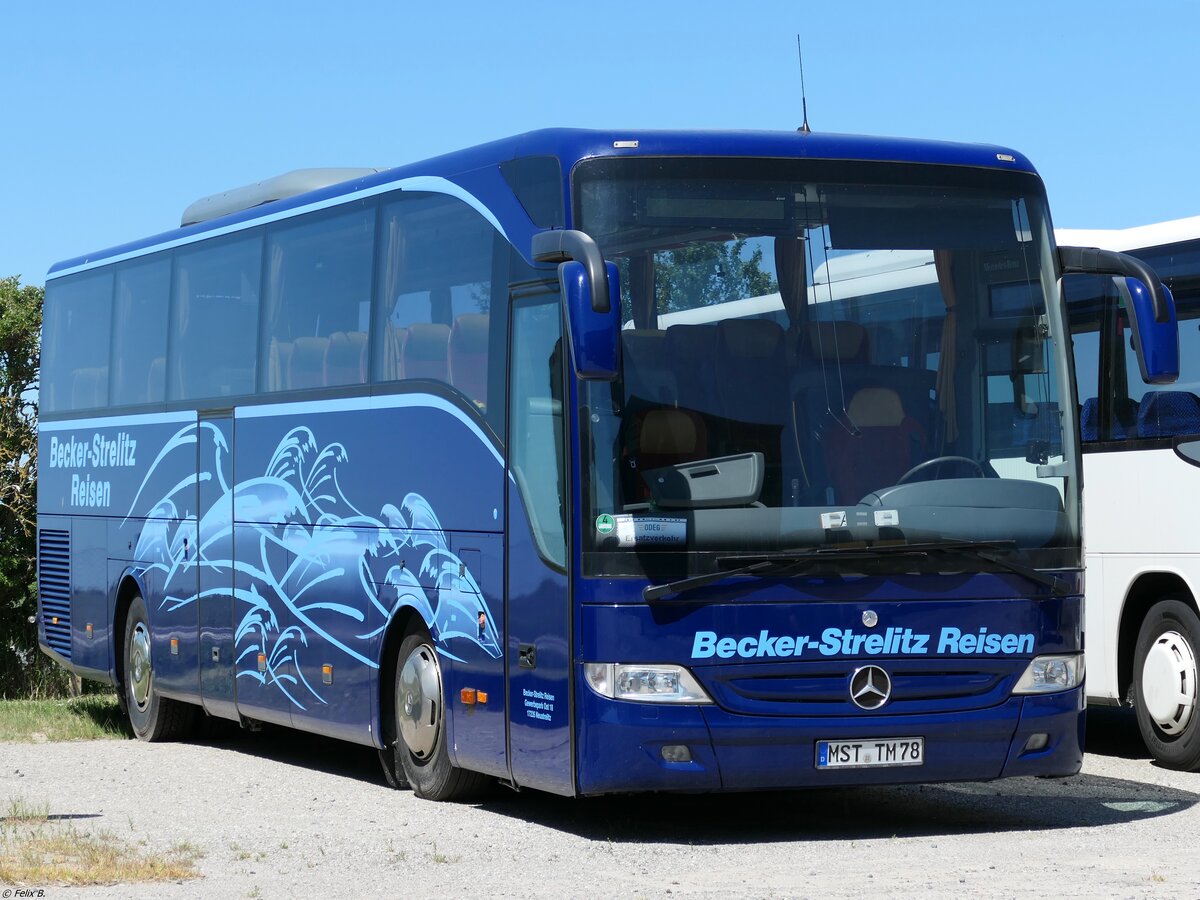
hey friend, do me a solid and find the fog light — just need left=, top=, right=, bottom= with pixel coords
left=661, top=744, right=693, bottom=763
left=1013, top=654, right=1084, bottom=694
left=1024, top=733, right=1050, bottom=751
left=584, top=663, right=712, bottom=704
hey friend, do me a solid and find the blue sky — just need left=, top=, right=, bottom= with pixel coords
left=2, top=1, right=1197, bottom=285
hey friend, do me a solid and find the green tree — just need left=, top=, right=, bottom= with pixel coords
left=619, top=238, right=779, bottom=324
left=0, top=275, right=50, bottom=696
left=654, top=238, right=778, bottom=313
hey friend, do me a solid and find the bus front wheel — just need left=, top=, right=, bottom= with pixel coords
left=122, top=594, right=196, bottom=741
left=392, top=630, right=488, bottom=801
left=1133, top=598, right=1200, bottom=771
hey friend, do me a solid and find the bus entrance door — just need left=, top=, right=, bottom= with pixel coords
left=197, top=412, right=237, bottom=721
left=504, top=289, right=575, bottom=796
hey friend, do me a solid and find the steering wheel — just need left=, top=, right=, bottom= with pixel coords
left=896, top=455, right=985, bottom=485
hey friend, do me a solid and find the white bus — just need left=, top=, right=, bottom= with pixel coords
left=754, top=234, right=1197, bottom=769
left=1059, top=217, right=1200, bottom=770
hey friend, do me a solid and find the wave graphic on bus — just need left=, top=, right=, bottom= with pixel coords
left=126, top=422, right=501, bottom=710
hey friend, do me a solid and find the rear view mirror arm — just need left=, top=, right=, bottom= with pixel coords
left=1058, top=246, right=1170, bottom=323
left=532, top=229, right=611, bottom=313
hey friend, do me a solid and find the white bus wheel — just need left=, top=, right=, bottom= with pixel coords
left=1133, top=598, right=1200, bottom=771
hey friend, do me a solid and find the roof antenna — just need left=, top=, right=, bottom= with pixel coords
left=796, top=34, right=811, bottom=134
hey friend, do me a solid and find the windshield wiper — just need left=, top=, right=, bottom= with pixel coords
left=641, top=539, right=1068, bottom=602
left=642, top=545, right=933, bottom=602
left=910, top=540, right=1068, bottom=596
left=643, top=558, right=809, bottom=602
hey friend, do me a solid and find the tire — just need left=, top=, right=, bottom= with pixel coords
left=1132, top=598, right=1200, bottom=771
left=123, top=594, right=197, bottom=742
left=392, top=630, right=488, bottom=801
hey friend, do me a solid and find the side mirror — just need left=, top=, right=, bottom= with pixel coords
left=1058, top=245, right=1179, bottom=384
left=531, top=230, right=620, bottom=380
left=1117, top=277, right=1179, bottom=385
left=559, top=260, right=621, bottom=379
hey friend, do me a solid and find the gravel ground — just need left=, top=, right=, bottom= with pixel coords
left=2, top=707, right=1199, bottom=899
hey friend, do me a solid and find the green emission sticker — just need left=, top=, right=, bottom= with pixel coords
left=595, top=514, right=616, bottom=535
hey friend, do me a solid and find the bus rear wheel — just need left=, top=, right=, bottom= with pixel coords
left=1133, top=598, right=1200, bottom=771
left=392, top=630, right=488, bottom=801
left=122, top=594, right=196, bottom=741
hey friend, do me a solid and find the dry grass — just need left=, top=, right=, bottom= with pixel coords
left=0, top=803, right=202, bottom=886
left=0, top=704, right=200, bottom=886
left=4, top=797, right=50, bottom=824
left=0, top=695, right=129, bottom=742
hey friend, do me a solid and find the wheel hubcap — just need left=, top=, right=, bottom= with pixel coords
left=129, top=622, right=152, bottom=712
left=1142, top=629, right=1198, bottom=735
left=397, top=643, right=442, bottom=760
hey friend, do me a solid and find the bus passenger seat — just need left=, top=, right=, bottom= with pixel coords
left=716, top=319, right=787, bottom=426
left=290, top=337, right=329, bottom=389
left=823, top=386, right=926, bottom=504
left=636, top=408, right=708, bottom=476
left=715, top=319, right=788, bottom=502
left=798, top=320, right=870, bottom=365
left=70, top=367, right=108, bottom=409
left=146, top=356, right=166, bottom=402
left=401, top=323, right=451, bottom=382
left=1117, top=397, right=1139, bottom=437
left=448, top=314, right=489, bottom=406
left=1137, top=390, right=1200, bottom=439
left=791, top=320, right=872, bottom=427
left=381, top=325, right=407, bottom=381
left=665, top=324, right=720, bottom=420
left=326, top=331, right=367, bottom=385
left=622, top=329, right=674, bottom=409
left=1080, top=398, right=1100, bottom=442
left=1079, top=397, right=1137, bottom=442
left=268, top=341, right=294, bottom=391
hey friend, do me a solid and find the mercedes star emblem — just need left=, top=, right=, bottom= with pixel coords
left=849, top=665, right=892, bottom=710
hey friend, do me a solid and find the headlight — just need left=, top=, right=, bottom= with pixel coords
left=1013, top=654, right=1085, bottom=694
left=584, top=663, right=713, bottom=704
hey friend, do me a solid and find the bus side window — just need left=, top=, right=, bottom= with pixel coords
left=1065, top=274, right=1114, bottom=442
left=168, top=234, right=261, bottom=402
left=1123, top=303, right=1200, bottom=440
left=111, top=255, right=170, bottom=406
left=259, top=205, right=374, bottom=392
left=42, top=271, right=113, bottom=413
left=373, top=193, right=496, bottom=417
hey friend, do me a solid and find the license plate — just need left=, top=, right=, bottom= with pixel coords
left=816, top=736, right=924, bottom=769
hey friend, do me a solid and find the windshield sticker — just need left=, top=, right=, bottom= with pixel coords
left=595, top=514, right=616, bottom=536
left=820, top=511, right=848, bottom=529
left=691, top=627, right=1036, bottom=660
left=612, top=515, right=687, bottom=548
left=874, top=510, right=900, bottom=527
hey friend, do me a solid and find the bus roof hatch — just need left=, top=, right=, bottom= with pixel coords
left=181, top=167, right=384, bottom=226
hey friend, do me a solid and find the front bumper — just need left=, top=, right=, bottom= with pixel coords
left=575, top=679, right=1084, bottom=795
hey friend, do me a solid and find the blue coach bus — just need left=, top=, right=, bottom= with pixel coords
left=36, top=129, right=1176, bottom=800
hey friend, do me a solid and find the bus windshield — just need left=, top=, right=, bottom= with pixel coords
left=575, top=157, right=1076, bottom=577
